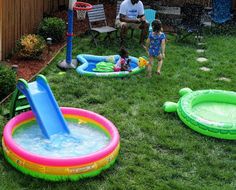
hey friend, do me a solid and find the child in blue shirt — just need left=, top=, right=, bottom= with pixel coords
left=145, top=20, right=166, bottom=77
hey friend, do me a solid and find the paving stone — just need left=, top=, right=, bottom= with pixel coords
left=195, top=36, right=204, bottom=39
left=218, top=77, right=231, bottom=82
left=199, top=67, right=211, bottom=72
left=196, top=57, right=208, bottom=62
left=197, top=42, right=207, bottom=46
left=196, top=49, right=205, bottom=53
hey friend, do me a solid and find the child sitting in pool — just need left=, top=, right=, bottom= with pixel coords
left=114, top=47, right=131, bottom=72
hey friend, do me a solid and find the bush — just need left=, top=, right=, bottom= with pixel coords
left=17, top=34, right=46, bottom=59
left=0, top=64, right=16, bottom=101
left=38, top=17, right=66, bottom=43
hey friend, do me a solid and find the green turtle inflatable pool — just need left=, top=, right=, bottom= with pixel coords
left=163, top=88, right=236, bottom=140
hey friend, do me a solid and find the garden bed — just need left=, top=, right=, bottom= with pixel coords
left=5, top=42, right=66, bottom=81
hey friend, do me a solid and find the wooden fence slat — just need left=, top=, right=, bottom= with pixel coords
left=0, top=0, right=2, bottom=60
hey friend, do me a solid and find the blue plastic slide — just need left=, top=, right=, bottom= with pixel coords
left=17, top=75, right=70, bottom=138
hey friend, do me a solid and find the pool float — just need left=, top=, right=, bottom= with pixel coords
left=76, top=54, right=147, bottom=77
left=92, top=62, right=114, bottom=72
left=2, top=76, right=120, bottom=181
left=163, top=88, right=236, bottom=140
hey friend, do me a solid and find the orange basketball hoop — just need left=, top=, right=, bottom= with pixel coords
left=74, top=1, right=93, bottom=20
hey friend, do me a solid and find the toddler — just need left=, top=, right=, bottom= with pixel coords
left=114, top=47, right=131, bottom=72
left=145, top=19, right=166, bottom=77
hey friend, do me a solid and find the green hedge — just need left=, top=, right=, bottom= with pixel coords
left=38, top=17, right=66, bottom=43
left=16, top=34, right=46, bottom=59
left=0, top=64, right=16, bottom=101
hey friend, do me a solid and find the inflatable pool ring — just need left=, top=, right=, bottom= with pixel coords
left=163, top=88, right=236, bottom=140
left=93, top=62, right=114, bottom=72
left=2, top=107, right=120, bottom=181
left=76, top=54, right=145, bottom=77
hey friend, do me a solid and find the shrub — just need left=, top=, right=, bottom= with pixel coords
left=38, top=17, right=66, bottom=43
left=17, top=34, right=46, bottom=59
left=0, top=64, right=16, bottom=101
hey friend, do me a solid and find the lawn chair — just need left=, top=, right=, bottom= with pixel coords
left=209, top=0, right=233, bottom=34
left=174, top=3, right=204, bottom=42
left=211, top=0, right=232, bottom=24
left=87, top=4, right=116, bottom=47
left=144, top=9, right=156, bottom=32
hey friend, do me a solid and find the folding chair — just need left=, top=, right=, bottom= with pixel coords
left=144, top=9, right=156, bottom=32
left=211, top=0, right=232, bottom=24
left=209, top=0, right=233, bottom=34
left=174, top=3, right=204, bottom=42
left=87, top=4, right=116, bottom=46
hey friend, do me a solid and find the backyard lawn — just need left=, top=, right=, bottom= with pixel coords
left=0, top=30, right=236, bottom=189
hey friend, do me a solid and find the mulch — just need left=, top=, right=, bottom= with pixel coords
left=4, top=42, right=65, bottom=81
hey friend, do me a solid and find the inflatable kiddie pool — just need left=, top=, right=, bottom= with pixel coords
left=2, top=107, right=120, bottom=181
left=163, top=88, right=236, bottom=140
left=76, top=54, right=146, bottom=77
left=3, top=75, right=120, bottom=181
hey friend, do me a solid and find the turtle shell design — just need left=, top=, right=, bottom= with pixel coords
left=163, top=88, right=236, bottom=140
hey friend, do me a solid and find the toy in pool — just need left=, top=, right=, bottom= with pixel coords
left=76, top=54, right=147, bottom=77
left=138, top=56, right=149, bottom=68
left=2, top=75, right=120, bottom=181
left=163, top=88, right=236, bottom=140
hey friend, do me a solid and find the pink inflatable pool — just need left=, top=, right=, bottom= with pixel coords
left=2, top=107, right=120, bottom=181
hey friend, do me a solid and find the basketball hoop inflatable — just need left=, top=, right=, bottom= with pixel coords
left=74, top=1, right=93, bottom=20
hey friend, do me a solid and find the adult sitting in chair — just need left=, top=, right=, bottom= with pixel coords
left=116, top=0, right=149, bottom=47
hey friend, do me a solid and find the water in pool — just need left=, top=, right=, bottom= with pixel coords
left=193, top=102, right=236, bottom=123
left=13, top=122, right=110, bottom=158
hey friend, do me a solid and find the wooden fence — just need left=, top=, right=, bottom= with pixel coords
left=0, top=0, right=68, bottom=60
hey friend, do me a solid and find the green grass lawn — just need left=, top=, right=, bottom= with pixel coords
left=1, top=31, right=236, bottom=190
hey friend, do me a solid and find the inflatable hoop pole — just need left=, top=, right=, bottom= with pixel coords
left=65, top=0, right=76, bottom=65
left=66, top=1, right=92, bottom=65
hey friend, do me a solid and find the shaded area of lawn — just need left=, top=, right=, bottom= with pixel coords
left=1, top=31, right=236, bottom=190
